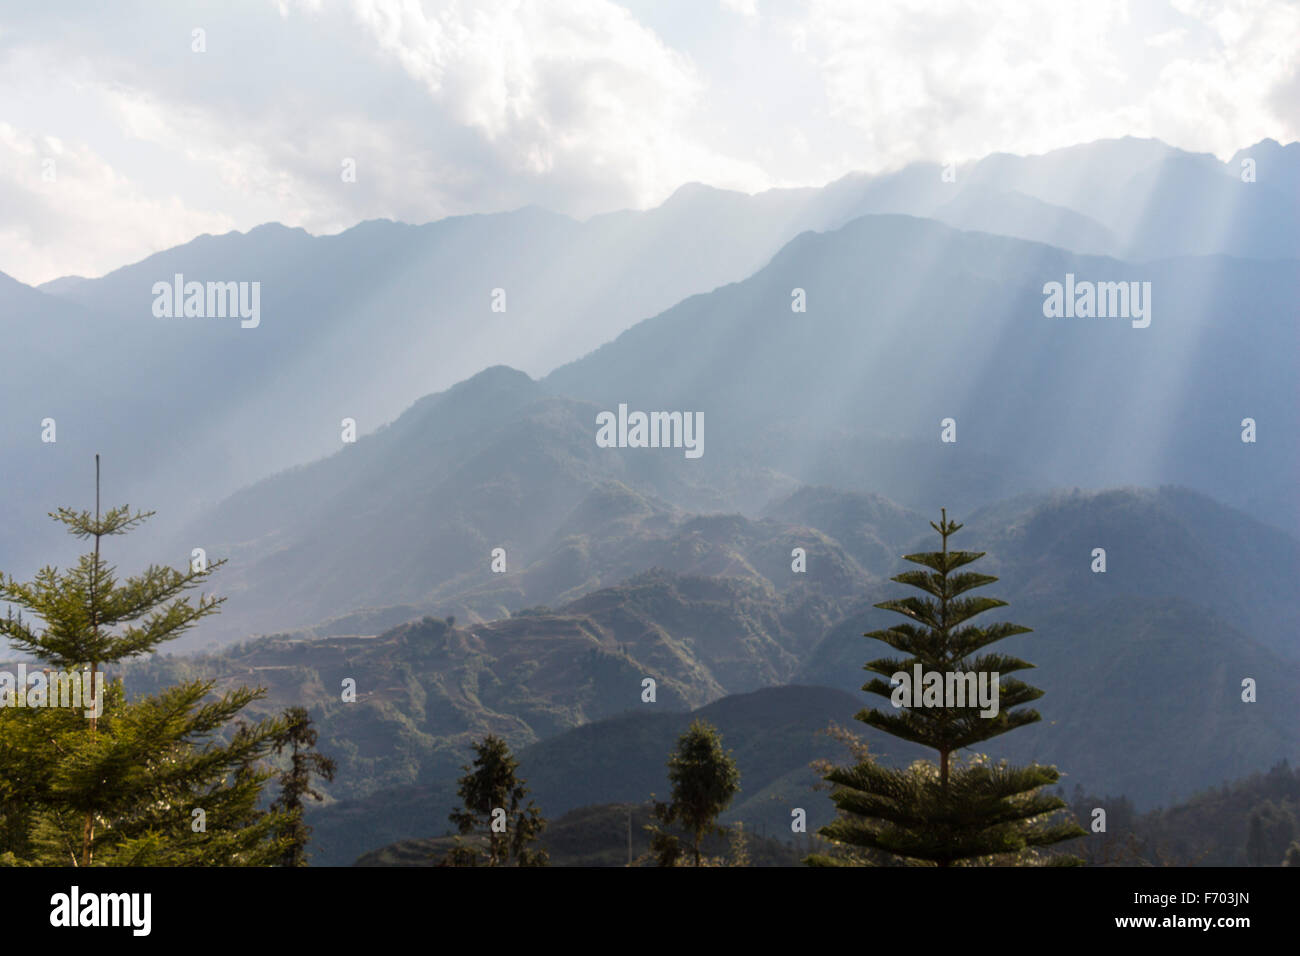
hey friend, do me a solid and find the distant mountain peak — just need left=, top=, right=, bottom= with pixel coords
left=396, top=364, right=540, bottom=431
left=35, top=274, right=89, bottom=295
left=451, top=363, right=535, bottom=391
left=1232, top=138, right=1299, bottom=158
left=244, top=221, right=311, bottom=237
left=663, top=181, right=731, bottom=204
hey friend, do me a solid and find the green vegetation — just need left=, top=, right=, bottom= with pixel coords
left=356, top=802, right=804, bottom=867
left=1065, top=760, right=1300, bottom=866
left=271, top=706, right=337, bottom=866
left=809, top=510, right=1085, bottom=866
left=0, top=462, right=300, bottom=866
left=647, top=719, right=742, bottom=866
left=1, top=467, right=1291, bottom=871
left=443, top=734, right=547, bottom=866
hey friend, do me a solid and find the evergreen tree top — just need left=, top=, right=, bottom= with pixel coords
left=811, top=509, right=1086, bottom=866
left=0, top=459, right=224, bottom=670
left=860, top=510, right=1041, bottom=753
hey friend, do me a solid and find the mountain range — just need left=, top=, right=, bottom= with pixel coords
left=3, top=136, right=1295, bottom=580
left=3, top=135, right=1297, bottom=866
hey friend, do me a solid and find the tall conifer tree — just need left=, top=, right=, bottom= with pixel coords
left=0, top=457, right=293, bottom=865
left=809, top=509, right=1084, bottom=866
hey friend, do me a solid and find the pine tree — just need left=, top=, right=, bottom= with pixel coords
left=0, top=457, right=293, bottom=865
left=445, top=734, right=547, bottom=866
left=270, top=706, right=336, bottom=867
left=7, top=680, right=293, bottom=866
left=649, top=719, right=741, bottom=867
left=809, top=509, right=1085, bottom=866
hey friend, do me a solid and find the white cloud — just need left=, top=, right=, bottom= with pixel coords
left=786, top=0, right=1298, bottom=170
left=0, top=121, right=235, bottom=285
left=1148, top=0, right=1300, bottom=154
left=0, top=0, right=1294, bottom=284
left=340, top=0, right=768, bottom=205
left=1145, top=27, right=1187, bottom=48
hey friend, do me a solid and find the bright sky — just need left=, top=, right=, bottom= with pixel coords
left=0, top=0, right=1296, bottom=285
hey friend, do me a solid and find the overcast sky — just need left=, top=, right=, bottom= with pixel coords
left=1, top=0, right=1296, bottom=285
